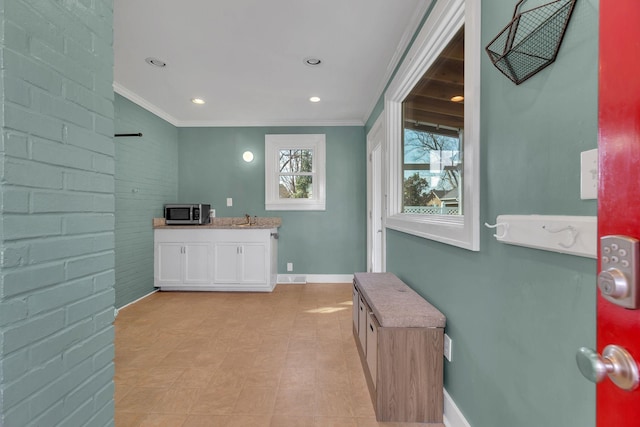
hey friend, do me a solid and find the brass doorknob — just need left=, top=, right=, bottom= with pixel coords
left=576, top=345, right=639, bottom=391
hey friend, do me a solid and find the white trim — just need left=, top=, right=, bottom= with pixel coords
left=384, top=0, right=481, bottom=251
left=113, top=83, right=180, bottom=126
left=114, top=82, right=364, bottom=128
left=304, top=274, right=354, bottom=283
left=265, top=134, right=326, bottom=211
left=361, top=0, right=434, bottom=124
left=444, top=388, right=472, bottom=427
left=173, top=119, right=364, bottom=128
left=367, top=114, right=386, bottom=273
left=114, top=289, right=159, bottom=315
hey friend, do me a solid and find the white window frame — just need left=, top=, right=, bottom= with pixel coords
left=265, top=134, right=326, bottom=211
left=384, top=0, right=480, bottom=251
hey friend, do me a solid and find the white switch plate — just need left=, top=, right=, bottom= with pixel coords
left=287, top=262, right=293, bottom=272
left=444, top=333, right=452, bottom=361
left=580, top=149, right=598, bottom=200
left=226, top=198, right=233, bottom=207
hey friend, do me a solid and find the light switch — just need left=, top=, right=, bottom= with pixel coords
left=226, top=198, right=233, bottom=207
left=580, top=149, right=598, bottom=200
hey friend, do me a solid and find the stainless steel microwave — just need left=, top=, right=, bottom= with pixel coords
left=164, top=204, right=210, bottom=225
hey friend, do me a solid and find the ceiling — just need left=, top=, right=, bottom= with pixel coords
left=113, top=0, right=429, bottom=127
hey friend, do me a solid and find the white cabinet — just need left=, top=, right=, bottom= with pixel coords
left=155, top=238, right=211, bottom=286
left=213, top=242, right=267, bottom=284
left=154, top=228, right=277, bottom=292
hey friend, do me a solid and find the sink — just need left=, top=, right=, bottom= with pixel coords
left=231, top=223, right=252, bottom=228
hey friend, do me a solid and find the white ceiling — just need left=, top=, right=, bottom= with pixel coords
left=113, top=0, right=429, bottom=127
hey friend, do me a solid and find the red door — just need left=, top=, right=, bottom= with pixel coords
left=596, top=0, right=640, bottom=424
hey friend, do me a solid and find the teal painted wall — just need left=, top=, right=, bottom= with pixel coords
left=178, top=126, right=367, bottom=274
left=0, top=1, right=116, bottom=425
left=114, top=94, right=178, bottom=308
left=378, top=1, right=599, bottom=426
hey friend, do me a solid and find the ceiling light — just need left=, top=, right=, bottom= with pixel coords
left=304, top=57, right=322, bottom=67
left=309, top=96, right=321, bottom=103
left=145, top=57, right=166, bottom=68
left=450, top=95, right=464, bottom=102
left=191, top=98, right=205, bottom=105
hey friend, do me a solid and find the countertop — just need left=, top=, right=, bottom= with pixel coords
left=153, top=217, right=281, bottom=230
left=354, top=272, right=446, bottom=328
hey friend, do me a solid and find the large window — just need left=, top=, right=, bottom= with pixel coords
left=265, top=134, right=326, bottom=211
left=385, top=0, right=480, bottom=250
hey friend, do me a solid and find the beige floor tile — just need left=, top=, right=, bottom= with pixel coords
left=270, top=415, right=317, bottom=427
left=151, top=388, right=201, bottom=414
left=138, top=413, right=188, bottom=427
left=279, top=366, right=316, bottom=389
left=189, top=386, right=242, bottom=415
left=273, top=387, right=316, bottom=416
left=314, top=417, right=359, bottom=427
left=233, top=386, right=278, bottom=415
left=116, top=387, right=168, bottom=413
left=315, top=387, right=354, bottom=417
left=173, top=367, right=215, bottom=388
left=182, top=414, right=231, bottom=427
left=114, top=411, right=146, bottom=427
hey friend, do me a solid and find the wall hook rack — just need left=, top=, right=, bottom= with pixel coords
left=484, top=222, right=509, bottom=239
left=487, top=215, right=596, bottom=258
left=114, top=133, right=143, bottom=138
left=542, top=224, right=578, bottom=248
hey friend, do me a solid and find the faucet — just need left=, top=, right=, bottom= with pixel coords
left=244, top=213, right=251, bottom=225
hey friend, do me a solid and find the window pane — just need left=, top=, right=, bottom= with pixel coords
left=279, top=175, right=313, bottom=199
left=401, top=26, right=464, bottom=216
left=279, top=149, right=313, bottom=173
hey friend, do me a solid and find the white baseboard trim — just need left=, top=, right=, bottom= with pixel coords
left=305, top=274, right=354, bottom=283
left=114, top=289, right=158, bottom=316
left=277, top=274, right=354, bottom=284
left=444, top=388, right=471, bottom=427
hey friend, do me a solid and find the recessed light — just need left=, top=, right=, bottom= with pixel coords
left=145, top=57, right=166, bottom=68
left=191, top=98, right=205, bottom=105
left=450, top=95, right=464, bottom=102
left=304, top=57, right=322, bottom=67
left=309, top=96, right=321, bottom=103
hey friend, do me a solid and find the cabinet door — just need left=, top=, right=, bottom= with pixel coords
left=366, top=312, right=378, bottom=387
left=240, top=243, right=267, bottom=283
left=184, top=243, right=211, bottom=283
left=156, top=243, right=183, bottom=284
left=214, top=243, right=240, bottom=283
left=353, top=285, right=359, bottom=333
left=358, top=297, right=368, bottom=353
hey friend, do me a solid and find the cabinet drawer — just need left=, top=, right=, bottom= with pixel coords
left=366, top=311, right=379, bottom=387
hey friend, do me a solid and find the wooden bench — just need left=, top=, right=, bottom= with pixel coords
left=353, top=272, right=446, bottom=423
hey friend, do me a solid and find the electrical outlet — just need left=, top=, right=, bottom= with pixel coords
left=226, top=198, right=233, bottom=207
left=444, top=334, right=452, bottom=361
left=287, top=262, right=293, bottom=272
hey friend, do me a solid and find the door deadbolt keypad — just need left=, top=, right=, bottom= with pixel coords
left=598, top=235, right=640, bottom=309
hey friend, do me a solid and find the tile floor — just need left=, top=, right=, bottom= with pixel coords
left=114, top=283, right=444, bottom=427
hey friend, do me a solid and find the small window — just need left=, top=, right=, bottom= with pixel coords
left=265, top=134, right=326, bottom=211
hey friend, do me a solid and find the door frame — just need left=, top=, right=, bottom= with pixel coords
left=367, top=114, right=385, bottom=272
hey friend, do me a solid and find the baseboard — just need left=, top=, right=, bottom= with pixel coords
left=443, top=388, right=471, bottom=427
left=277, top=274, right=354, bottom=284
left=305, top=274, right=354, bottom=283
left=114, top=289, right=158, bottom=316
